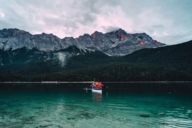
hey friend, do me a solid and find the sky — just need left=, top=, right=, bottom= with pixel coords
left=0, top=0, right=192, bottom=44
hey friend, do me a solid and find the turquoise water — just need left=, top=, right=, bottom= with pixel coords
left=0, top=90, right=192, bottom=128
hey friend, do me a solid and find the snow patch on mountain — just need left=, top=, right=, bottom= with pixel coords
left=56, top=52, right=67, bottom=67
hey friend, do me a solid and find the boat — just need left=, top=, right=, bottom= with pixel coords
left=91, top=81, right=104, bottom=94
left=92, top=88, right=102, bottom=94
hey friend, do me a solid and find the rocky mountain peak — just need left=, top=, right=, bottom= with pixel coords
left=91, top=31, right=103, bottom=38
left=0, top=28, right=31, bottom=38
left=0, top=28, right=165, bottom=56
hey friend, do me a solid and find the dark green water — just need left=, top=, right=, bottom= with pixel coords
left=0, top=89, right=192, bottom=128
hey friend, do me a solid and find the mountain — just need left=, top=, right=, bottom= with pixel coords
left=124, top=40, right=192, bottom=65
left=0, top=28, right=191, bottom=81
left=0, top=45, right=90, bottom=69
left=0, top=40, right=191, bottom=81
left=0, top=28, right=164, bottom=56
left=59, top=40, right=192, bottom=81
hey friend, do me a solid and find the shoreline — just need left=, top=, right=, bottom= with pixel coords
left=0, top=81, right=191, bottom=94
left=0, top=81, right=192, bottom=84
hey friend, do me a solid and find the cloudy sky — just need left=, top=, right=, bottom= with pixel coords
left=0, top=0, right=192, bottom=44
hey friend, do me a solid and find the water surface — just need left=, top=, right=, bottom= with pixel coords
left=0, top=89, right=191, bottom=128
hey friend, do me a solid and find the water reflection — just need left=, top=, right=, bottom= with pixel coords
left=92, top=92, right=102, bottom=102
left=0, top=91, right=191, bottom=128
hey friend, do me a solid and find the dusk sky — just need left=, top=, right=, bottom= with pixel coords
left=0, top=0, right=192, bottom=44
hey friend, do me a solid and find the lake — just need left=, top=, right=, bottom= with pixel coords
left=0, top=83, right=192, bottom=128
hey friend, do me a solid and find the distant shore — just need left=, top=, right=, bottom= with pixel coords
left=0, top=81, right=192, bottom=84
left=0, top=81, right=192, bottom=94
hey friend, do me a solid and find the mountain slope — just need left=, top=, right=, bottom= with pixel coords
left=0, top=40, right=191, bottom=81
left=61, top=41, right=192, bottom=81
left=124, top=40, right=192, bottom=68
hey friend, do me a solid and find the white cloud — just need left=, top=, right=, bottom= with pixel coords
left=0, top=0, right=192, bottom=44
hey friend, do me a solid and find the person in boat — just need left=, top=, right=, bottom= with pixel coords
left=91, top=81, right=104, bottom=90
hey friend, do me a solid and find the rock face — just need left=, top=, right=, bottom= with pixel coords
left=0, top=28, right=164, bottom=56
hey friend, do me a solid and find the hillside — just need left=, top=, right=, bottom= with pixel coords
left=0, top=40, right=191, bottom=81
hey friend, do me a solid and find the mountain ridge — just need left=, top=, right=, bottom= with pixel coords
left=0, top=28, right=164, bottom=56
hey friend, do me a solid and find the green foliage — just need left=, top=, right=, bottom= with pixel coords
left=0, top=41, right=192, bottom=81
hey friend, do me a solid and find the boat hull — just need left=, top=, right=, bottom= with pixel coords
left=92, top=88, right=102, bottom=94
